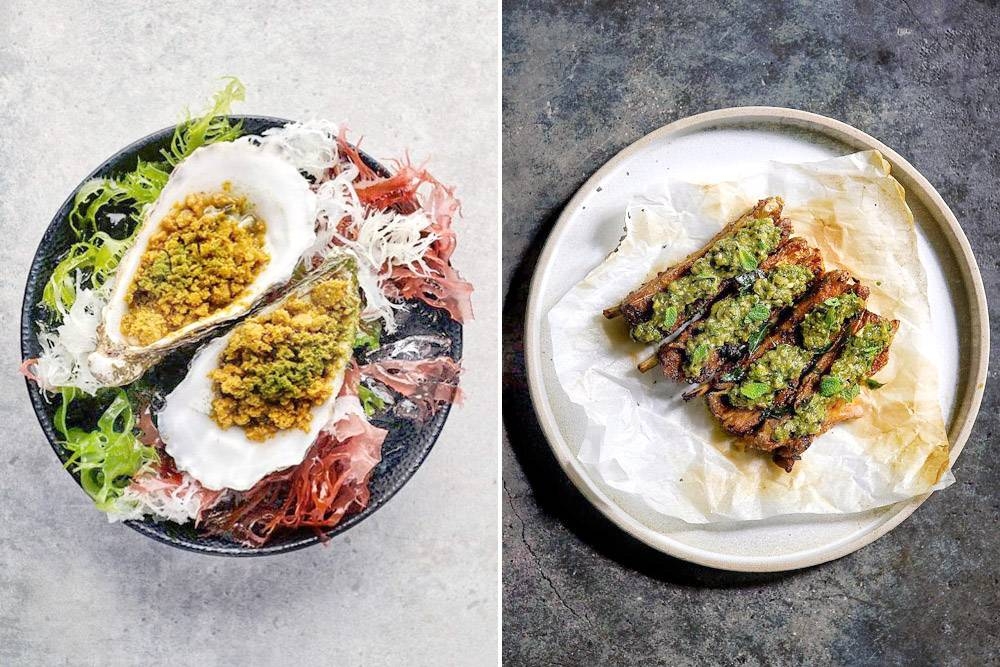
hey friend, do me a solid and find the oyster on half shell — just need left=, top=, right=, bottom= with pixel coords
left=88, top=140, right=318, bottom=386
left=157, top=257, right=361, bottom=491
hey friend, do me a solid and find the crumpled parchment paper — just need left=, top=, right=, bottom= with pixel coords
left=548, top=150, right=952, bottom=523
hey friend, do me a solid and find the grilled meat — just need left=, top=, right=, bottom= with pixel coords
left=751, top=310, right=899, bottom=471
left=704, top=271, right=869, bottom=435
left=606, top=197, right=792, bottom=342
left=655, top=238, right=824, bottom=384
left=602, top=193, right=900, bottom=472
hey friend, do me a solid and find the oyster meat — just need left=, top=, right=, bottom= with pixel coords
left=157, top=259, right=361, bottom=491
left=88, top=140, right=318, bottom=386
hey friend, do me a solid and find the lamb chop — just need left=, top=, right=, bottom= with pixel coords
left=749, top=310, right=899, bottom=471
left=605, top=196, right=792, bottom=344
left=702, top=270, right=869, bottom=436
left=650, top=237, right=824, bottom=385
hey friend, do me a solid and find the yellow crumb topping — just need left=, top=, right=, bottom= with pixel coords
left=121, top=183, right=269, bottom=345
left=208, top=277, right=360, bottom=441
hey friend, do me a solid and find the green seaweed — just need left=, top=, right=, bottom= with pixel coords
left=41, top=77, right=247, bottom=318
left=55, top=388, right=158, bottom=512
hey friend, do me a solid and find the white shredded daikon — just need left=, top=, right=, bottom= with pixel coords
left=252, top=119, right=342, bottom=182
left=340, top=208, right=439, bottom=333
left=308, top=163, right=366, bottom=249
left=353, top=208, right=438, bottom=276
left=244, top=120, right=447, bottom=333
left=302, top=165, right=398, bottom=329
left=354, top=259, right=401, bottom=332
left=108, top=473, right=215, bottom=524
left=33, top=281, right=107, bottom=395
left=304, top=161, right=441, bottom=334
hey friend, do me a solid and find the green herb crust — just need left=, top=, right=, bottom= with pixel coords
left=773, top=320, right=894, bottom=442
left=727, top=344, right=814, bottom=409
left=41, top=77, right=246, bottom=318
left=683, top=263, right=814, bottom=376
left=724, top=287, right=865, bottom=409
left=631, top=216, right=782, bottom=342
left=800, top=293, right=864, bottom=351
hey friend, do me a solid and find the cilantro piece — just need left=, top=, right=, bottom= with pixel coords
left=747, top=324, right=770, bottom=353
left=737, top=248, right=759, bottom=272
left=744, top=302, right=771, bottom=325
left=819, top=376, right=844, bottom=397
left=690, top=343, right=710, bottom=367
left=739, top=381, right=771, bottom=400
left=659, top=305, right=679, bottom=330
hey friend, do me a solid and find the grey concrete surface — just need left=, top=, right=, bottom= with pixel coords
left=503, top=2, right=998, bottom=665
left=0, top=2, right=498, bottom=666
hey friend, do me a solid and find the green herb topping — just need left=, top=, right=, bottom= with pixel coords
left=728, top=344, right=814, bottom=409
left=630, top=216, right=781, bottom=342
left=773, top=320, right=893, bottom=442
left=683, top=263, right=813, bottom=376
left=800, top=293, right=864, bottom=351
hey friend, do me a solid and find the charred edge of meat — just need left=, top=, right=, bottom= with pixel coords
left=655, top=238, right=824, bottom=384
left=770, top=401, right=865, bottom=471
left=702, top=271, right=868, bottom=435
left=612, top=197, right=788, bottom=326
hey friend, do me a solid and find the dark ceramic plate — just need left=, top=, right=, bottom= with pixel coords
left=20, top=116, right=461, bottom=556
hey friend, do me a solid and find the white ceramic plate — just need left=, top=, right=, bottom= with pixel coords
left=524, top=107, right=989, bottom=572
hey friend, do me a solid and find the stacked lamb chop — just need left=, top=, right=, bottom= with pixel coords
left=605, top=197, right=898, bottom=471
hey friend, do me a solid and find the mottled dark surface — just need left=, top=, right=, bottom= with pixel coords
left=502, top=2, right=999, bottom=665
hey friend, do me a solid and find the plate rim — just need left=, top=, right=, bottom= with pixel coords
left=523, top=105, right=990, bottom=572
left=21, top=115, right=461, bottom=556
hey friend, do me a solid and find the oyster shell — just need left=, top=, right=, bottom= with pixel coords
left=88, top=141, right=318, bottom=386
left=157, top=257, right=361, bottom=491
